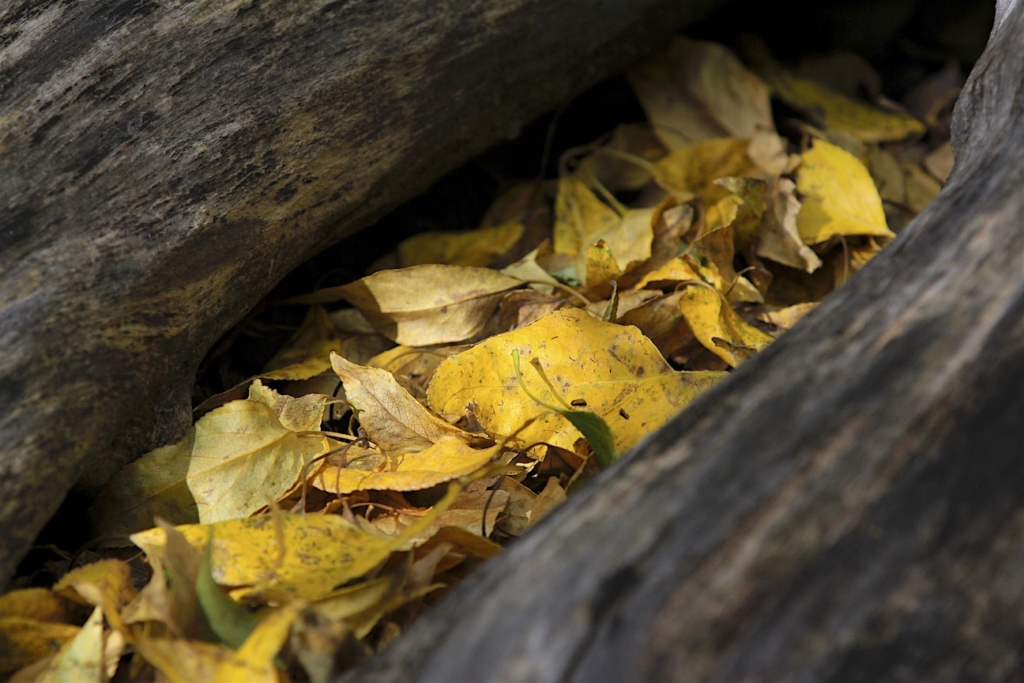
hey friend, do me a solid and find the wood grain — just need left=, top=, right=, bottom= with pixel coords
left=0, top=0, right=725, bottom=587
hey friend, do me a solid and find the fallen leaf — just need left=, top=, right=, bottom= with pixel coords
left=212, top=601, right=305, bottom=683
left=427, top=308, right=724, bottom=454
left=247, top=380, right=328, bottom=433
left=767, top=70, right=925, bottom=142
left=88, top=429, right=198, bottom=538
left=186, top=398, right=328, bottom=524
left=530, top=477, right=567, bottom=524
left=196, top=531, right=259, bottom=649
left=756, top=302, right=818, bottom=330
left=654, top=137, right=758, bottom=204
left=796, top=140, right=894, bottom=244
left=553, top=175, right=622, bottom=255
left=16, top=607, right=107, bottom=683
left=131, top=515, right=398, bottom=603
left=677, top=285, right=774, bottom=367
left=0, top=589, right=67, bottom=623
left=0, top=619, right=79, bottom=675
left=629, top=37, right=773, bottom=149
left=396, top=221, right=524, bottom=268
left=902, top=162, right=943, bottom=213
left=337, top=265, right=523, bottom=345
left=52, top=559, right=136, bottom=631
left=755, top=178, right=823, bottom=273
left=132, top=637, right=229, bottom=683
left=924, top=141, right=954, bottom=183
left=331, top=354, right=483, bottom=455
left=311, top=435, right=500, bottom=494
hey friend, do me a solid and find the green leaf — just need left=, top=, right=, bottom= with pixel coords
left=195, top=531, right=258, bottom=649
left=560, top=410, right=619, bottom=468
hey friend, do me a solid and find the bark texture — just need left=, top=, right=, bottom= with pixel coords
left=341, top=5, right=1024, bottom=682
left=0, top=0, right=726, bottom=588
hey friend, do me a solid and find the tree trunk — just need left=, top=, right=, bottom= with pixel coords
left=0, top=0, right=728, bottom=588
left=340, top=4, right=1024, bottom=682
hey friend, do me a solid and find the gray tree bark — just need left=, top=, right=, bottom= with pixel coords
left=0, top=0, right=726, bottom=588
left=340, top=3, right=1024, bottom=682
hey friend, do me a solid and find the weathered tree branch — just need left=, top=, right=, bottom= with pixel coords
left=341, top=4, right=1024, bottom=681
left=0, top=0, right=727, bottom=587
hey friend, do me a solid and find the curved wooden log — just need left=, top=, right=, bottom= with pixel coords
left=342, top=4, right=1024, bottom=682
left=0, top=0, right=728, bottom=587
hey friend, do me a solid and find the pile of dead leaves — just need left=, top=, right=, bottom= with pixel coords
left=0, top=37, right=957, bottom=682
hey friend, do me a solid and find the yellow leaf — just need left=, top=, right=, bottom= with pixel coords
left=0, top=619, right=79, bottom=675
left=310, top=574, right=404, bottom=625
left=186, top=399, right=328, bottom=524
left=768, top=71, right=925, bottom=142
left=426, top=308, right=724, bottom=454
left=0, top=589, right=67, bottom=623
left=756, top=302, right=818, bottom=331
left=18, top=607, right=106, bottom=683
left=132, top=637, right=228, bottom=683
left=312, top=435, right=500, bottom=494
left=629, top=37, right=773, bottom=150
left=654, top=138, right=758, bottom=203
left=577, top=206, right=658, bottom=291
left=396, top=221, right=524, bottom=268
left=582, top=240, right=622, bottom=296
left=52, top=559, right=136, bottom=632
left=89, top=429, right=198, bottom=537
left=553, top=175, right=621, bottom=255
left=130, top=515, right=397, bottom=603
left=337, top=264, right=522, bottom=345
left=213, top=602, right=304, bottom=683
left=247, top=380, right=327, bottom=433
left=796, top=140, right=893, bottom=244
left=331, top=353, right=483, bottom=455
left=677, top=285, right=774, bottom=367
left=635, top=257, right=703, bottom=290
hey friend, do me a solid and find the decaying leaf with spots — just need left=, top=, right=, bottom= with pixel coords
left=427, top=308, right=725, bottom=455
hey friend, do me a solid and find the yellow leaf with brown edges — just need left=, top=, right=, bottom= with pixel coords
left=130, top=515, right=398, bottom=604
left=337, top=265, right=522, bottom=345
left=796, top=140, right=893, bottom=244
left=426, top=308, right=724, bottom=454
